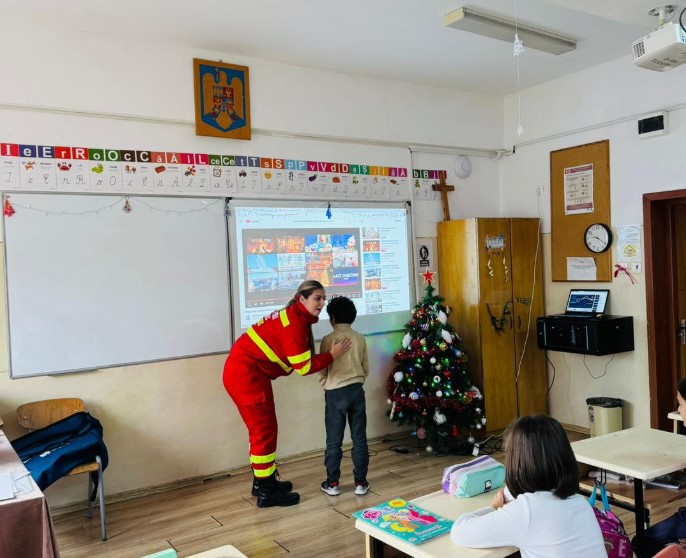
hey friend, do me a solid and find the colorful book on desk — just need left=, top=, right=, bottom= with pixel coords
left=353, top=498, right=453, bottom=544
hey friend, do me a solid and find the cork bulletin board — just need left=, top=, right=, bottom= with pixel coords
left=550, top=139, right=611, bottom=282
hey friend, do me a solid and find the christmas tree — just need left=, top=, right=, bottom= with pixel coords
left=387, top=270, right=486, bottom=452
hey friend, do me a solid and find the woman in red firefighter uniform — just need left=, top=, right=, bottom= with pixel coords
left=223, top=280, right=352, bottom=508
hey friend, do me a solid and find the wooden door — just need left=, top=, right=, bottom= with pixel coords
left=477, top=219, right=517, bottom=430
left=644, top=190, right=686, bottom=429
left=675, top=205, right=686, bottom=381
left=437, top=220, right=483, bottom=402
left=510, top=218, right=548, bottom=416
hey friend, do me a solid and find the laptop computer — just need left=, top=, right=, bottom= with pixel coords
left=560, top=289, right=609, bottom=318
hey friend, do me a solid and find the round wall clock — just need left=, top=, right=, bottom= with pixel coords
left=454, top=155, right=472, bottom=178
left=584, top=223, right=613, bottom=253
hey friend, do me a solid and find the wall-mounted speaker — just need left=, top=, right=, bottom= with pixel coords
left=637, top=111, right=668, bottom=138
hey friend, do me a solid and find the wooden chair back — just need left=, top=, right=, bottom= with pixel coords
left=17, top=397, right=85, bottom=430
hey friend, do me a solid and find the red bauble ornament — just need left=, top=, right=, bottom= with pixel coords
left=3, top=199, right=15, bottom=217
left=451, top=425, right=459, bottom=437
left=410, top=339, right=421, bottom=349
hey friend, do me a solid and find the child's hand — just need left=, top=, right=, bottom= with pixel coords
left=330, top=337, right=352, bottom=358
left=491, top=489, right=506, bottom=510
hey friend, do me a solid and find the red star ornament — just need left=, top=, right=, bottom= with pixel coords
left=420, top=269, right=436, bottom=285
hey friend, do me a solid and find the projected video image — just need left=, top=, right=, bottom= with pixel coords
left=233, top=205, right=412, bottom=333
left=242, top=228, right=361, bottom=307
left=333, top=251, right=359, bottom=268
left=276, top=236, right=306, bottom=253
left=363, top=252, right=381, bottom=266
left=278, top=271, right=306, bottom=290
left=306, top=253, right=334, bottom=286
left=247, top=254, right=278, bottom=273
left=247, top=238, right=275, bottom=254
left=363, top=240, right=380, bottom=252
left=248, top=273, right=278, bottom=293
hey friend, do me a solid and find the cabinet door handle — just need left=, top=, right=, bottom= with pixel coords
left=518, top=315, right=522, bottom=329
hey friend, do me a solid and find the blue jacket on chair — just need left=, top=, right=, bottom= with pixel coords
left=11, top=411, right=108, bottom=490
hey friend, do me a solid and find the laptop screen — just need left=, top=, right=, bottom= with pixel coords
left=565, top=289, right=609, bottom=315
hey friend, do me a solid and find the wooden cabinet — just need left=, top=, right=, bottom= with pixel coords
left=437, top=218, right=547, bottom=431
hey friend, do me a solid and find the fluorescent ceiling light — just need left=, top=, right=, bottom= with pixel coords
left=443, top=7, right=576, bottom=55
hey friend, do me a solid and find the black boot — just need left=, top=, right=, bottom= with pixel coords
left=255, top=474, right=300, bottom=508
left=251, top=469, right=293, bottom=496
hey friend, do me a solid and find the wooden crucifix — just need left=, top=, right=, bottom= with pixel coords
left=432, top=175, right=455, bottom=221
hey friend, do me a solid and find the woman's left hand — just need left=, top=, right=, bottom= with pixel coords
left=330, top=337, right=352, bottom=358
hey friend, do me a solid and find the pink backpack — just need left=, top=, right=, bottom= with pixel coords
left=589, top=482, right=632, bottom=558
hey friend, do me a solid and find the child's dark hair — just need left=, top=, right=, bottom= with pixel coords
left=678, top=377, right=686, bottom=400
left=326, top=296, right=357, bottom=324
left=504, top=414, right=578, bottom=499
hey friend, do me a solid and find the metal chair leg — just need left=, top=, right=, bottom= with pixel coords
left=96, top=455, right=107, bottom=541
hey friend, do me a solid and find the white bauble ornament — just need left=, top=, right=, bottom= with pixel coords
left=433, top=375, right=441, bottom=383
left=387, top=399, right=392, bottom=404
left=468, top=436, right=475, bottom=444
left=402, top=332, right=412, bottom=349
left=430, top=357, right=436, bottom=364
left=476, top=423, right=482, bottom=429
left=438, top=310, right=447, bottom=325
left=434, top=409, right=447, bottom=424
left=481, top=418, right=487, bottom=425
left=409, top=391, right=419, bottom=400
left=441, top=329, right=453, bottom=344
left=426, top=445, right=433, bottom=453
left=436, top=390, right=443, bottom=397
left=394, top=371, right=404, bottom=382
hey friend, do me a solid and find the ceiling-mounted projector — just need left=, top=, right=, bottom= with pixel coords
left=632, top=21, right=686, bottom=71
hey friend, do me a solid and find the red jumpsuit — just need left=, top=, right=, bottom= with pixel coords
left=223, top=301, right=333, bottom=479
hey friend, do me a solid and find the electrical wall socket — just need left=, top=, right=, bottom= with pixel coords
left=630, top=262, right=642, bottom=273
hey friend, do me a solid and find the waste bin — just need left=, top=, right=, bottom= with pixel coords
left=586, top=397, right=623, bottom=436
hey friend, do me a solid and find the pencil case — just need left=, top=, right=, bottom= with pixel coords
left=441, top=455, right=505, bottom=498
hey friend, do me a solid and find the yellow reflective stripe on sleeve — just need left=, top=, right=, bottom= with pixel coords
left=247, top=327, right=292, bottom=373
left=294, top=361, right=311, bottom=376
left=288, top=350, right=311, bottom=364
left=253, top=464, right=277, bottom=477
left=279, top=309, right=290, bottom=327
left=250, top=452, right=277, bottom=464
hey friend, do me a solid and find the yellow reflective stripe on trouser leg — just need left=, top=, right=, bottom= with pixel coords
left=252, top=464, right=276, bottom=478
left=250, top=452, right=277, bottom=464
left=246, top=327, right=292, bottom=373
left=251, top=452, right=277, bottom=477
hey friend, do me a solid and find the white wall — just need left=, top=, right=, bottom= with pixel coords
left=0, top=21, right=503, bottom=506
left=500, top=54, right=686, bottom=429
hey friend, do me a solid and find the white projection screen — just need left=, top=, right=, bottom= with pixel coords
left=227, top=199, right=414, bottom=339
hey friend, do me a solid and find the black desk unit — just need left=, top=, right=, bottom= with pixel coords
left=536, top=315, right=634, bottom=356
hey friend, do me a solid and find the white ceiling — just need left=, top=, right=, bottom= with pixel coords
left=4, top=0, right=684, bottom=94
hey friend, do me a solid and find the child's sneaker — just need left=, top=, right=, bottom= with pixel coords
left=320, top=480, right=340, bottom=496
left=354, top=480, right=370, bottom=495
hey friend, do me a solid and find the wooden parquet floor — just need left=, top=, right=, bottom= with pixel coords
left=49, top=431, right=684, bottom=558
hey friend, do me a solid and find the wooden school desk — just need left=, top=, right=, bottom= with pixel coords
left=355, top=489, right=518, bottom=558
left=0, top=429, right=61, bottom=558
left=571, top=427, right=686, bottom=539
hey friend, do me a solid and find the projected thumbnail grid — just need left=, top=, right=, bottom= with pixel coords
left=243, top=227, right=385, bottom=312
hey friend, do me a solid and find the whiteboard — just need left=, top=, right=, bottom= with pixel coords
left=3, top=193, right=231, bottom=377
